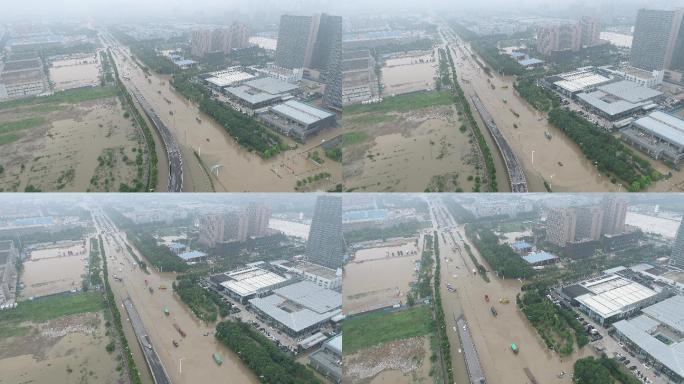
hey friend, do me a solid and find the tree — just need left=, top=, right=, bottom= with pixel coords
left=573, top=357, right=615, bottom=384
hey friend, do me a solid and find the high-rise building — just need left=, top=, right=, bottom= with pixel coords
left=246, top=203, right=271, bottom=238
left=537, top=23, right=582, bottom=56
left=224, top=211, right=249, bottom=243
left=546, top=208, right=577, bottom=247
left=306, top=195, right=345, bottom=269
left=575, top=206, right=604, bottom=241
left=320, top=15, right=343, bottom=111
left=631, top=9, right=684, bottom=71
left=672, top=220, right=684, bottom=268
left=191, top=22, right=250, bottom=57
left=601, top=196, right=627, bottom=235
left=275, top=15, right=314, bottom=69
left=198, top=214, right=225, bottom=247
left=580, top=16, right=602, bottom=47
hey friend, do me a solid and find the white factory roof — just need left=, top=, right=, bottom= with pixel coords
left=597, top=81, right=662, bottom=104
left=634, top=111, right=684, bottom=148
left=522, top=251, right=558, bottom=264
left=554, top=69, right=610, bottom=93
left=576, top=91, right=645, bottom=116
left=270, top=100, right=334, bottom=126
left=326, top=334, right=342, bottom=355
left=225, top=85, right=281, bottom=105
left=220, top=266, right=288, bottom=297
left=248, top=280, right=341, bottom=333
left=244, top=77, right=299, bottom=95
left=575, top=274, right=658, bottom=319
left=613, top=296, right=684, bottom=379
left=205, top=68, right=255, bottom=88
left=178, top=250, right=206, bottom=261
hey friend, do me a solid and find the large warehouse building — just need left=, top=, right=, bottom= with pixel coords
left=248, top=280, right=342, bottom=337
left=576, top=80, right=663, bottom=121
left=621, top=111, right=684, bottom=164
left=567, top=274, right=661, bottom=325
left=224, top=77, right=300, bottom=111
left=210, top=264, right=292, bottom=303
left=309, top=334, right=342, bottom=383
left=613, top=295, right=684, bottom=383
left=258, top=100, right=336, bottom=140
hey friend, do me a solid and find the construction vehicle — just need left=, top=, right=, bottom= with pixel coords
left=172, top=340, right=179, bottom=347
left=511, top=343, right=519, bottom=354
left=164, top=307, right=170, bottom=316
left=213, top=352, right=223, bottom=365
left=499, top=298, right=510, bottom=304
left=491, top=307, right=498, bottom=317
left=485, top=294, right=490, bottom=302
left=159, top=285, right=167, bottom=290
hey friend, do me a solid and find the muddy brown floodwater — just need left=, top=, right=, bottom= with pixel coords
left=108, top=43, right=340, bottom=192
left=97, top=215, right=258, bottom=384
left=447, top=32, right=616, bottom=192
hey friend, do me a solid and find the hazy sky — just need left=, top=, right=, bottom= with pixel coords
left=2, top=0, right=684, bottom=23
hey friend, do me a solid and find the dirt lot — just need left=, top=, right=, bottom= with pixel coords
left=49, top=54, right=101, bottom=91
left=382, top=51, right=436, bottom=96
left=342, top=92, right=484, bottom=192
left=0, top=90, right=146, bottom=192
left=344, top=336, right=432, bottom=384
left=0, top=311, right=120, bottom=384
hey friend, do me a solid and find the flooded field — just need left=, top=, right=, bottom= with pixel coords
left=0, top=309, right=120, bottom=384
left=0, top=91, right=145, bottom=192
left=21, top=243, right=88, bottom=298
left=381, top=51, right=436, bottom=96
left=448, top=38, right=615, bottom=192
left=49, top=54, right=101, bottom=91
left=342, top=92, right=484, bottom=192
left=109, top=44, right=341, bottom=192
left=344, top=336, right=432, bottom=384
left=344, top=241, right=419, bottom=315
left=626, top=211, right=682, bottom=239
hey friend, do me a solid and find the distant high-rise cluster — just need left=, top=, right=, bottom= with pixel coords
left=198, top=203, right=271, bottom=247
left=631, top=9, right=684, bottom=72
left=672, top=219, right=684, bottom=268
left=306, top=195, right=345, bottom=269
left=275, top=13, right=343, bottom=110
left=546, top=196, right=627, bottom=247
left=536, top=16, right=601, bottom=57
left=191, top=22, right=250, bottom=57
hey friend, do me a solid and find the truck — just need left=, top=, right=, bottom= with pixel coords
left=446, top=283, right=455, bottom=292
left=163, top=307, right=170, bottom=316
left=159, top=285, right=167, bottom=290
left=172, top=340, right=179, bottom=347
left=213, top=352, right=223, bottom=365
left=149, top=287, right=154, bottom=294
left=491, top=307, right=498, bottom=317
left=173, top=323, right=186, bottom=338
left=511, top=343, right=519, bottom=354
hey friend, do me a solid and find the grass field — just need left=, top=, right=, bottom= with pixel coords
left=342, top=131, right=369, bottom=147
left=343, top=305, right=433, bottom=354
left=0, top=86, right=118, bottom=110
left=344, top=90, right=453, bottom=115
left=0, top=291, right=103, bottom=331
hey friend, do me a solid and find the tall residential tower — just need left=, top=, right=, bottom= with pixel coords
left=306, top=195, right=345, bottom=269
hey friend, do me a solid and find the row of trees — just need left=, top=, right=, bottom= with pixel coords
left=125, top=231, right=189, bottom=273
left=432, top=231, right=455, bottom=383
left=513, top=76, right=559, bottom=112
left=215, top=320, right=322, bottom=384
left=442, top=48, right=499, bottom=191
left=548, top=108, right=661, bottom=191
left=173, top=274, right=230, bottom=322
left=464, top=225, right=534, bottom=279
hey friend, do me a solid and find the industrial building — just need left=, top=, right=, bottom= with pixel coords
left=258, top=100, right=336, bottom=140
left=224, top=77, right=299, bottom=111
left=576, top=80, right=663, bottom=121
left=211, top=264, right=291, bottom=303
left=270, top=260, right=342, bottom=290
left=342, top=49, right=378, bottom=105
left=598, top=66, right=665, bottom=89
left=306, top=195, right=345, bottom=269
left=621, top=111, right=684, bottom=164
left=248, top=280, right=342, bottom=337
left=512, top=241, right=533, bottom=255
left=0, top=240, right=18, bottom=308
left=566, top=274, right=661, bottom=325
left=201, top=68, right=255, bottom=90
left=0, top=52, right=48, bottom=100
left=178, top=250, right=208, bottom=263
left=251, top=65, right=303, bottom=84
left=613, top=295, right=684, bottom=383
left=543, top=68, right=612, bottom=97
left=309, top=334, right=342, bottom=383
left=522, top=251, right=559, bottom=266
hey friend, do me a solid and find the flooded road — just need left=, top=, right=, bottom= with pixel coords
left=441, top=25, right=615, bottom=192
left=105, top=37, right=339, bottom=192
left=430, top=198, right=595, bottom=384
left=94, top=209, right=258, bottom=384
